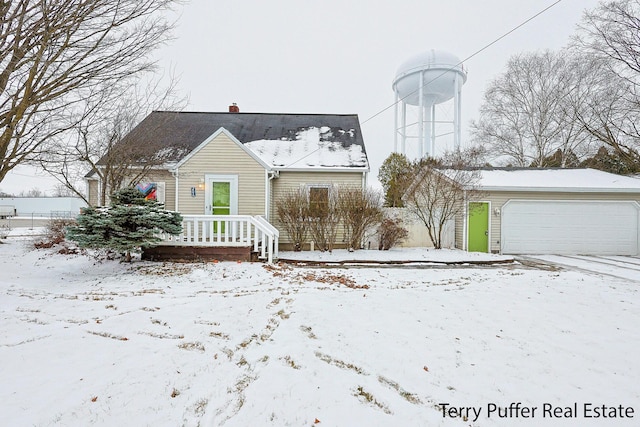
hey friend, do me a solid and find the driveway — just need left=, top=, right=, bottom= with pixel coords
left=518, top=255, right=640, bottom=283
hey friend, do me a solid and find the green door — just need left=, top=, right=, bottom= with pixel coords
left=212, top=182, right=231, bottom=216
left=468, top=202, right=489, bottom=252
left=212, top=181, right=230, bottom=232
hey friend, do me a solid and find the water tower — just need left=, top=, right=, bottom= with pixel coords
left=392, top=49, right=467, bottom=158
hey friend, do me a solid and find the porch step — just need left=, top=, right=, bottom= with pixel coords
left=142, top=245, right=252, bottom=262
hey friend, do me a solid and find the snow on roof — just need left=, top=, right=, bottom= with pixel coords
left=244, top=127, right=368, bottom=170
left=477, top=168, right=640, bottom=192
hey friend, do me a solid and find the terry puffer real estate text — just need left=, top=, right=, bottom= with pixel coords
left=439, top=402, right=635, bottom=423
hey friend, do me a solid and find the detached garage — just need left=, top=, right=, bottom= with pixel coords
left=458, top=168, right=640, bottom=256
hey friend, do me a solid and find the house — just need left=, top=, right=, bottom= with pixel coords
left=86, top=108, right=370, bottom=260
left=457, top=168, right=640, bottom=256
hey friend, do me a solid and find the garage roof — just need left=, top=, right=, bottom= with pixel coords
left=476, top=168, right=640, bottom=193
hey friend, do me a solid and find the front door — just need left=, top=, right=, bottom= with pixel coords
left=212, top=182, right=231, bottom=216
left=468, top=202, right=489, bottom=252
left=205, top=175, right=238, bottom=232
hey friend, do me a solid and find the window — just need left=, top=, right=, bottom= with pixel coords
left=308, top=185, right=330, bottom=216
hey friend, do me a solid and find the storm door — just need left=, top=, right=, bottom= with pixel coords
left=205, top=175, right=238, bottom=233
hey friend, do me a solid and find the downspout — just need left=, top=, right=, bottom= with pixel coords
left=264, top=170, right=269, bottom=219
left=266, top=170, right=279, bottom=221
left=171, top=169, right=179, bottom=212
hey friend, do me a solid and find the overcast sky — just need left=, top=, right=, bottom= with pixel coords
left=1, top=0, right=603, bottom=196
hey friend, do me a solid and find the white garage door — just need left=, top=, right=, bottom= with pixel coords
left=501, top=200, right=639, bottom=255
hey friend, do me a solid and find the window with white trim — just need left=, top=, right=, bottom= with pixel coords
left=307, top=184, right=331, bottom=216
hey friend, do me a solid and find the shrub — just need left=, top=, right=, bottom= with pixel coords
left=34, top=218, right=77, bottom=249
left=377, top=217, right=408, bottom=250
left=307, top=188, right=339, bottom=252
left=275, top=188, right=310, bottom=251
left=336, top=186, right=383, bottom=251
left=276, top=185, right=383, bottom=252
left=0, top=223, right=10, bottom=240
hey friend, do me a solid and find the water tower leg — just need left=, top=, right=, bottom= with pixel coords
left=418, top=72, right=424, bottom=159
left=401, top=102, right=407, bottom=154
left=454, top=74, right=462, bottom=150
left=422, top=104, right=428, bottom=158
left=430, top=104, right=436, bottom=158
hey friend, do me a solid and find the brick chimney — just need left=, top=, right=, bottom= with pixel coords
left=229, top=103, right=239, bottom=113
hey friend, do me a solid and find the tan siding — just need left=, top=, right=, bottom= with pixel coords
left=87, top=180, right=99, bottom=207
left=472, top=191, right=640, bottom=253
left=176, top=133, right=266, bottom=215
left=271, top=171, right=365, bottom=247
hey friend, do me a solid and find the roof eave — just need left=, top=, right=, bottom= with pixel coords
left=479, top=185, right=640, bottom=193
left=273, top=166, right=370, bottom=173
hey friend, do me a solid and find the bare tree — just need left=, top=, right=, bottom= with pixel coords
left=565, top=54, right=640, bottom=166
left=404, top=150, right=484, bottom=249
left=20, top=187, right=43, bottom=197
left=574, top=0, right=640, bottom=82
left=52, top=184, right=76, bottom=197
left=471, top=50, right=592, bottom=167
left=571, top=0, right=640, bottom=164
left=40, top=76, right=187, bottom=205
left=0, top=0, right=180, bottom=185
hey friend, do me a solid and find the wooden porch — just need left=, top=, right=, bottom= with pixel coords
left=144, top=215, right=279, bottom=263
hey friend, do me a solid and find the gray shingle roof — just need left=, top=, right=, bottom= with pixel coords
left=112, top=111, right=368, bottom=169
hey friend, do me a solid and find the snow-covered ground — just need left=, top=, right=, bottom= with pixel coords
left=279, top=248, right=514, bottom=264
left=1, top=240, right=639, bottom=426
left=523, top=254, right=640, bottom=283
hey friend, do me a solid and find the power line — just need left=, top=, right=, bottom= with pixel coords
left=283, top=0, right=565, bottom=169
left=361, top=0, right=564, bottom=126
left=4, top=171, right=53, bottom=180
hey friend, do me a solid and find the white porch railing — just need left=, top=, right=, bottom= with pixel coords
left=156, top=215, right=279, bottom=263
